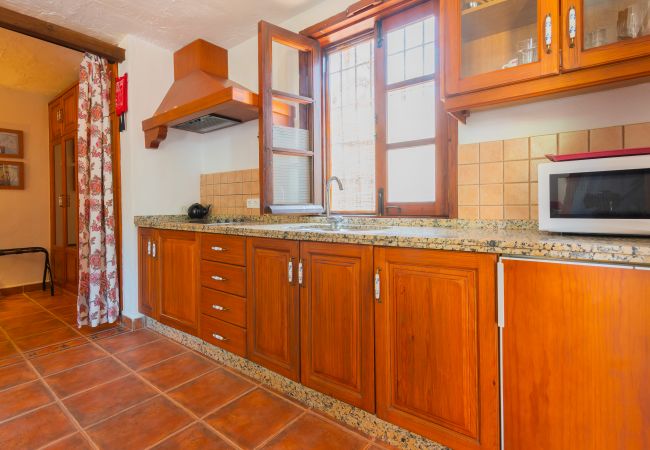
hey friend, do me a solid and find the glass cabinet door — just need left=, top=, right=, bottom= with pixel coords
left=562, top=0, right=650, bottom=70
left=52, top=142, right=64, bottom=247
left=64, top=136, right=77, bottom=247
left=444, top=0, right=560, bottom=95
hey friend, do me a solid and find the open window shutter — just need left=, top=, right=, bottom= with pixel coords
left=258, top=21, right=323, bottom=214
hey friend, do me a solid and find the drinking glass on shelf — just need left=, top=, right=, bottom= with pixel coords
left=517, top=37, right=537, bottom=65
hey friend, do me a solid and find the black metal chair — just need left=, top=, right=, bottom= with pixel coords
left=0, top=247, right=54, bottom=295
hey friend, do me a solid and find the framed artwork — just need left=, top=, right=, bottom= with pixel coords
left=0, top=128, right=24, bottom=158
left=0, top=160, right=24, bottom=190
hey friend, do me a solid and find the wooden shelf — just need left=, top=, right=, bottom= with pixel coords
left=461, top=0, right=537, bottom=42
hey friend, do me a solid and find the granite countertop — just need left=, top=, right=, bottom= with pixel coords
left=134, top=215, right=650, bottom=265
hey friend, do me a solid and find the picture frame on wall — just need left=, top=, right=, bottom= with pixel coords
left=0, top=128, right=24, bottom=158
left=0, top=160, right=24, bottom=190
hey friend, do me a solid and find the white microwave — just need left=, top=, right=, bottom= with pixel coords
left=538, top=155, right=650, bottom=235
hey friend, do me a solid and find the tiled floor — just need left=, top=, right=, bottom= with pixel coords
left=0, top=290, right=390, bottom=450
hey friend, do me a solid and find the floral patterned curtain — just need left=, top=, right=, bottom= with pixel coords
left=77, top=53, right=119, bottom=327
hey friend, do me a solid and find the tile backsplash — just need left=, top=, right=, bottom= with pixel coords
left=200, top=169, right=260, bottom=216
left=457, top=121, right=650, bottom=220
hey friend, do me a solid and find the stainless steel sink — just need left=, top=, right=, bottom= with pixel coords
left=290, top=223, right=391, bottom=232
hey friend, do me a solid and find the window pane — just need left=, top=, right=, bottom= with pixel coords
left=387, top=145, right=436, bottom=202
left=273, top=153, right=312, bottom=204
left=387, top=81, right=435, bottom=144
left=272, top=97, right=310, bottom=152
left=386, top=16, right=435, bottom=84
left=327, top=39, right=376, bottom=212
left=272, top=41, right=303, bottom=96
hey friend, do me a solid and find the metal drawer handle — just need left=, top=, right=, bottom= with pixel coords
left=211, top=275, right=226, bottom=281
left=211, top=246, right=225, bottom=252
left=147, top=240, right=151, bottom=256
left=212, top=333, right=228, bottom=342
left=211, top=304, right=229, bottom=311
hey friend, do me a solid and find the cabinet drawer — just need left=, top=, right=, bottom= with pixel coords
left=201, top=234, right=246, bottom=266
left=201, top=288, right=246, bottom=328
left=201, top=261, right=246, bottom=297
left=201, top=314, right=246, bottom=357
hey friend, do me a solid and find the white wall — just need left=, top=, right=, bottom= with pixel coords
left=0, top=87, right=50, bottom=288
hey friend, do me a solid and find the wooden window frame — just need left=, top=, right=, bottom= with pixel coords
left=307, top=0, right=457, bottom=218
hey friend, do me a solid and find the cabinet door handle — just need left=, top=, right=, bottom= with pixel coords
left=298, top=259, right=303, bottom=286
left=544, top=13, right=553, bottom=54
left=374, top=268, right=381, bottom=303
left=211, top=246, right=225, bottom=252
left=211, top=275, right=226, bottom=281
left=211, top=304, right=229, bottom=311
left=147, top=240, right=151, bottom=256
left=152, top=243, right=157, bottom=258
left=288, top=258, right=294, bottom=284
left=212, top=333, right=228, bottom=342
left=568, top=6, right=577, bottom=48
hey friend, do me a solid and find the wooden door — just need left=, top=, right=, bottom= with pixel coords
left=158, top=230, right=200, bottom=336
left=562, top=0, right=650, bottom=71
left=138, top=228, right=159, bottom=318
left=300, top=242, right=375, bottom=412
left=443, top=0, right=560, bottom=96
left=503, top=259, right=650, bottom=449
left=374, top=247, right=499, bottom=450
left=247, top=237, right=300, bottom=380
left=62, top=86, right=78, bottom=135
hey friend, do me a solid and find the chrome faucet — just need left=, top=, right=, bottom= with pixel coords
left=325, top=176, right=344, bottom=229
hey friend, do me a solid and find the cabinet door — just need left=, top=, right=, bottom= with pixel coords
left=49, top=100, right=62, bottom=141
left=138, top=228, right=159, bottom=318
left=158, top=230, right=200, bottom=336
left=300, top=242, right=375, bottom=412
left=562, top=0, right=650, bottom=70
left=62, top=86, right=78, bottom=135
left=374, top=247, right=499, bottom=450
left=247, top=237, right=300, bottom=380
left=443, top=0, right=560, bottom=95
left=503, top=259, right=650, bottom=449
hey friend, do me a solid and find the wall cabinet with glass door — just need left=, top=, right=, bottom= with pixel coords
left=442, top=0, right=650, bottom=113
left=49, top=85, right=78, bottom=293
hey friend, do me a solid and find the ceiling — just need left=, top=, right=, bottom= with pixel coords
left=0, top=27, right=81, bottom=97
left=0, top=0, right=324, bottom=51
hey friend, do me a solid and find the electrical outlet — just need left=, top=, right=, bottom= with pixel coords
left=246, top=198, right=260, bottom=209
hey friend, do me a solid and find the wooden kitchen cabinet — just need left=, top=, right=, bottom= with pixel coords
left=374, top=247, right=499, bottom=450
left=137, top=228, right=200, bottom=336
left=502, top=259, right=650, bottom=449
left=246, top=237, right=300, bottom=381
left=299, top=242, right=375, bottom=412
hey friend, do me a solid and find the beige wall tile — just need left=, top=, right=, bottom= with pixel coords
left=504, top=138, right=529, bottom=161
left=589, top=126, right=623, bottom=152
left=458, top=143, right=479, bottom=164
left=530, top=134, right=557, bottom=158
left=624, top=122, right=650, bottom=148
left=480, top=184, right=503, bottom=205
left=200, top=174, right=207, bottom=186
left=504, top=205, right=530, bottom=220
left=558, top=130, right=588, bottom=155
left=530, top=205, right=539, bottom=219
left=480, top=206, right=503, bottom=220
left=458, top=206, right=479, bottom=219
left=504, top=183, right=529, bottom=205
left=479, top=141, right=503, bottom=162
left=458, top=164, right=479, bottom=185
left=503, top=160, right=529, bottom=183
left=205, top=185, right=214, bottom=196
left=252, top=170, right=260, bottom=182
left=458, top=185, right=479, bottom=206
left=234, top=171, right=244, bottom=183
left=480, top=162, right=503, bottom=184
left=530, top=159, right=546, bottom=182
left=530, top=182, right=538, bottom=205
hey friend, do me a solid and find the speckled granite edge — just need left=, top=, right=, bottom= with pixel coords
left=145, top=317, right=447, bottom=450
left=134, top=215, right=650, bottom=265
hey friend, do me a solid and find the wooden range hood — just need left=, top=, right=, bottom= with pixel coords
left=142, top=39, right=259, bottom=149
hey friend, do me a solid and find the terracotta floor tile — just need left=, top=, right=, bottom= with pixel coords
left=1, top=312, right=58, bottom=332
left=139, top=352, right=217, bottom=391
left=169, top=368, right=254, bottom=417
left=77, top=321, right=121, bottom=336
left=31, top=294, right=77, bottom=309
left=0, top=304, right=44, bottom=321
left=152, top=423, right=234, bottom=450
left=97, top=328, right=161, bottom=353
left=0, top=403, right=76, bottom=450
left=13, top=326, right=80, bottom=351
left=115, top=339, right=186, bottom=371
left=0, top=380, right=54, bottom=421
left=0, top=340, right=17, bottom=359
left=88, top=326, right=129, bottom=342
left=0, top=355, right=23, bottom=369
left=4, top=318, right=68, bottom=340
left=22, top=337, right=89, bottom=360
left=63, top=374, right=157, bottom=427
left=205, top=388, right=303, bottom=449
left=30, top=343, right=106, bottom=376
left=0, top=361, right=37, bottom=391
left=86, top=396, right=193, bottom=450
left=44, top=357, right=128, bottom=398
left=260, top=413, right=368, bottom=450
left=41, top=433, right=93, bottom=450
